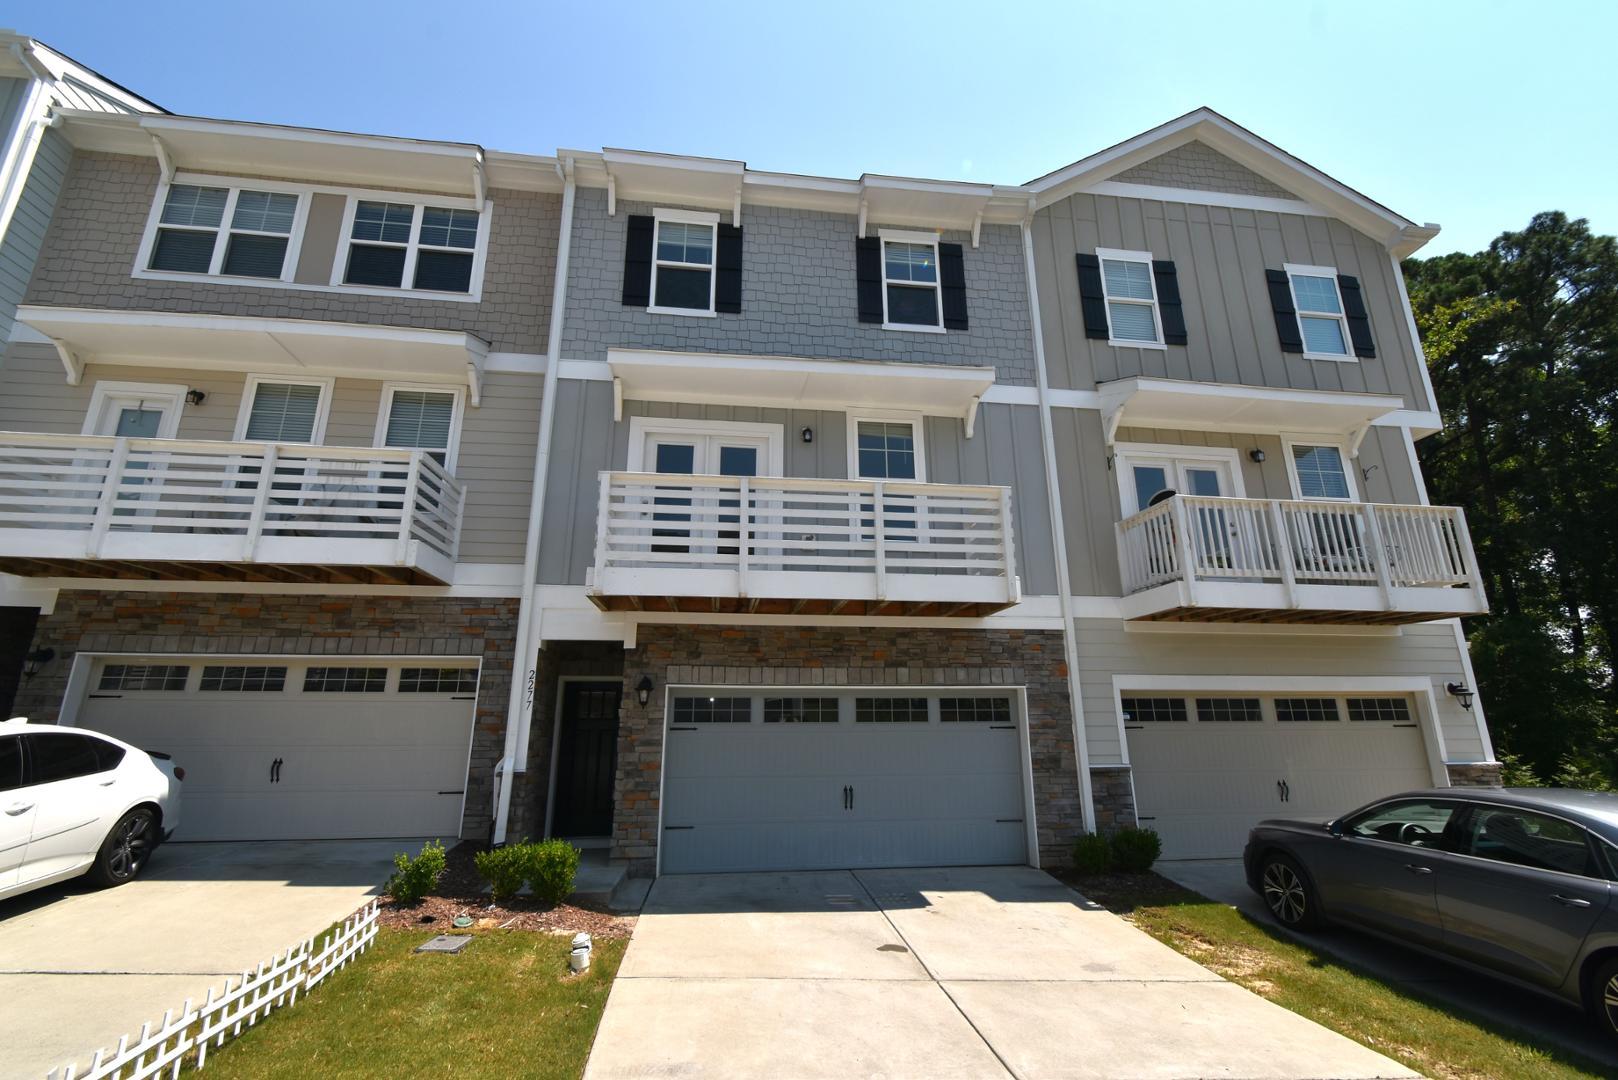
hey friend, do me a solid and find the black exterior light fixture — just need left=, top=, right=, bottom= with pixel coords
left=801, top=427, right=814, bottom=444
left=1248, top=448, right=1266, bottom=463
left=1446, top=682, right=1475, bottom=711
left=22, top=647, right=55, bottom=680
left=636, top=675, right=654, bottom=707
left=185, top=388, right=207, bottom=406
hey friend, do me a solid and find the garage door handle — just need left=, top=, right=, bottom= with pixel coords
left=1551, top=894, right=1593, bottom=908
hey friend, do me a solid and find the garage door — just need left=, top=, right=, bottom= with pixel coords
left=661, top=691, right=1028, bottom=874
left=1126, top=694, right=1436, bottom=859
left=76, top=657, right=478, bottom=842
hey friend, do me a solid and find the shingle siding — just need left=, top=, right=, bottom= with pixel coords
left=1113, top=140, right=1297, bottom=201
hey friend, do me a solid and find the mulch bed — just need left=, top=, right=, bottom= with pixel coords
left=1051, top=868, right=1205, bottom=913
left=376, top=840, right=636, bottom=939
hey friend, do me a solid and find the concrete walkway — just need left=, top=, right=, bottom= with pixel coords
left=1161, top=858, right=1618, bottom=1073
left=585, top=865, right=1415, bottom=1079
left=0, top=839, right=407, bottom=1080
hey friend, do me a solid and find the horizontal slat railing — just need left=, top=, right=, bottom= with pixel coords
left=1117, top=494, right=1482, bottom=605
left=0, top=433, right=463, bottom=565
left=594, top=471, right=1018, bottom=602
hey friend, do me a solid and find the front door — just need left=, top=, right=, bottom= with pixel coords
left=551, top=681, right=623, bottom=838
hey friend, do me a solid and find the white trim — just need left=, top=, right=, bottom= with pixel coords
left=1389, top=251, right=1442, bottom=417
left=1084, top=180, right=1325, bottom=217
left=1112, top=442, right=1245, bottom=516
left=1448, top=618, right=1494, bottom=761
left=232, top=374, right=335, bottom=444
left=1283, top=263, right=1354, bottom=363
left=374, top=382, right=467, bottom=473
left=484, top=352, right=547, bottom=375
left=330, top=191, right=491, bottom=302
left=648, top=207, right=719, bottom=317
left=1094, top=246, right=1165, bottom=349
left=1280, top=434, right=1361, bottom=502
left=81, top=381, right=188, bottom=439
left=625, top=415, right=786, bottom=476
left=1124, top=621, right=1400, bottom=638
left=1402, top=427, right=1431, bottom=505
left=878, top=228, right=945, bottom=333
left=846, top=409, right=927, bottom=483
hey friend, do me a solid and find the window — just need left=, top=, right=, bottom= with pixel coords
left=26, top=733, right=124, bottom=784
left=1097, top=248, right=1162, bottom=346
left=98, top=664, right=189, bottom=692
left=1345, top=799, right=1458, bottom=846
left=1461, top=807, right=1598, bottom=877
left=855, top=697, right=929, bottom=723
left=1196, top=698, right=1263, bottom=723
left=763, top=697, right=840, bottom=723
left=1347, top=698, right=1413, bottom=723
left=399, top=667, right=478, bottom=694
left=650, top=211, right=717, bottom=314
left=855, top=421, right=919, bottom=482
left=377, top=386, right=462, bottom=469
left=671, top=696, right=751, bottom=723
left=939, top=697, right=1012, bottom=723
left=199, top=665, right=287, bottom=692
left=1285, top=265, right=1351, bottom=358
left=235, top=377, right=331, bottom=444
left=303, top=667, right=387, bottom=693
left=1287, top=442, right=1354, bottom=501
left=344, top=200, right=481, bottom=293
left=1121, top=697, right=1188, bottom=723
left=147, top=183, right=299, bottom=279
left=880, top=231, right=942, bottom=329
left=1275, top=698, right=1341, bottom=723
left=0, top=736, right=20, bottom=793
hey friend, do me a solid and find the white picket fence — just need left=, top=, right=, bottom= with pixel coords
left=47, top=901, right=379, bottom=1080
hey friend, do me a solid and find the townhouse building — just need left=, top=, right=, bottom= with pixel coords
left=0, top=47, right=1497, bottom=878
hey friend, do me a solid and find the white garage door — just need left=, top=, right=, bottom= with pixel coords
left=661, top=691, right=1029, bottom=874
left=1126, top=694, right=1436, bottom=859
left=76, top=657, right=478, bottom=842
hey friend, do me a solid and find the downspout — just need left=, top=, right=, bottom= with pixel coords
left=1021, top=208, right=1097, bottom=835
left=493, top=155, right=576, bottom=844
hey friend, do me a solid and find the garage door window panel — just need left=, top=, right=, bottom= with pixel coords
left=1275, top=697, right=1341, bottom=723
left=671, top=696, right=752, bottom=724
left=856, top=697, right=929, bottom=723
left=98, top=664, right=189, bottom=692
left=763, top=697, right=839, bottom=723
left=399, top=667, right=478, bottom=694
left=303, top=667, right=388, bottom=693
left=200, top=665, right=287, bottom=692
left=1347, top=698, right=1413, bottom=723
left=939, top=697, right=1012, bottom=723
left=1195, top=698, right=1263, bottom=723
left=1121, top=697, right=1188, bottom=723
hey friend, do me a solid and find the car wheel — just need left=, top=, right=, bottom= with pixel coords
left=88, top=808, right=158, bottom=888
left=1259, top=852, right=1319, bottom=930
left=1594, top=955, right=1618, bottom=1046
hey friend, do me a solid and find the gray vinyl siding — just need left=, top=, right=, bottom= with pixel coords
left=0, top=127, right=71, bottom=345
left=1032, top=192, right=1431, bottom=410
left=454, top=371, right=540, bottom=563
left=1073, top=618, right=1487, bottom=766
left=560, top=188, right=1037, bottom=384
left=538, top=379, right=615, bottom=586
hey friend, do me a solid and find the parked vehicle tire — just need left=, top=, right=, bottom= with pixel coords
left=1593, top=955, right=1618, bottom=1046
left=1259, top=852, right=1319, bottom=930
left=87, top=808, right=158, bottom=888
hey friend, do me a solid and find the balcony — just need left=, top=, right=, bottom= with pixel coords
left=1117, top=495, right=1487, bottom=625
left=0, top=434, right=463, bottom=585
left=588, top=472, right=1021, bottom=617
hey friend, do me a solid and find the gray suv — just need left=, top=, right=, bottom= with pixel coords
left=1244, top=788, right=1618, bottom=1043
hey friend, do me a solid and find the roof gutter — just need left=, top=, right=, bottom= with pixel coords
left=492, top=155, right=575, bottom=844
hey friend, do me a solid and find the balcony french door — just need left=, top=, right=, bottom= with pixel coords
left=644, top=431, right=768, bottom=554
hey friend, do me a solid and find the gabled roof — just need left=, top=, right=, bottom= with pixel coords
left=0, top=30, right=163, bottom=114
left=1026, top=108, right=1439, bottom=257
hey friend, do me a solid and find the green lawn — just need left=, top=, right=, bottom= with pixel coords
left=1072, top=873, right=1611, bottom=1080
left=192, top=930, right=625, bottom=1080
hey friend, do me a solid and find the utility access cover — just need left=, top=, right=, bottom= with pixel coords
left=415, top=935, right=472, bottom=954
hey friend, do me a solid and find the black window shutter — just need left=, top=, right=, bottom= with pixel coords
left=1336, top=274, right=1376, bottom=358
left=938, top=242, right=968, bottom=330
left=855, top=237, right=883, bottom=324
left=1075, top=254, right=1109, bottom=339
left=621, top=215, right=654, bottom=307
left=1151, top=260, right=1187, bottom=346
left=1264, top=268, right=1304, bottom=354
left=715, top=224, right=743, bottom=313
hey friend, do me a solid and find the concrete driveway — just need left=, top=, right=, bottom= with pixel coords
left=0, top=839, right=408, bottom=1080
left=585, top=865, right=1414, bottom=1079
left=1162, top=859, right=1618, bottom=1073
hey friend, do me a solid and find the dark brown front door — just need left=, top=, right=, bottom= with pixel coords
left=552, top=681, right=622, bottom=838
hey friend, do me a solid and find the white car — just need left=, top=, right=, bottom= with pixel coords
left=1, top=718, right=183, bottom=901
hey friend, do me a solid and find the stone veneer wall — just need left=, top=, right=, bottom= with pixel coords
left=614, top=625, right=1080, bottom=874
left=1446, top=762, right=1504, bottom=787
left=1089, top=766, right=1137, bottom=835
left=13, top=591, right=519, bottom=839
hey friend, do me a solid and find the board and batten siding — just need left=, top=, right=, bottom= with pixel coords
left=1031, top=190, right=1430, bottom=409
left=0, top=343, right=536, bottom=562
left=1074, top=618, right=1489, bottom=767
left=0, top=126, right=72, bottom=346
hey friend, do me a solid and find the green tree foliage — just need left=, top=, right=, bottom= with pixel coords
left=1406, top=212, right=1618, bottom=791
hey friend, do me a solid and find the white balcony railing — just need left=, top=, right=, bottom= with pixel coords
left=1116, top=495, right=1487, bottom=622
left=590, top=471, right=1020, bottom=613
left=0, top=433, right=463, bottom=581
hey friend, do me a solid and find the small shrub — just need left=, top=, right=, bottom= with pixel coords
left=1109, top=827, right=1162, bottom=874
left=1070, top=832, right=1113, bottom=875
left=523, top=839, right=582, bottom=905
left=385, top=840, right=446, bottom=905
left=475, top=844, right=529, bottom=903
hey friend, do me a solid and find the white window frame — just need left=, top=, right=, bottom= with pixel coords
left=846, top=409, right=928, bottom=483
left=1284, top=263, right=1354, bottom=362
left=81, top=381, right=188, bottom=440
left=232, top=374, right=336, bottom=444
left=373, top=382, right=467, bottom=473
left=625, top=415, right=785, bottom=476
left=133, top=172, right=491, bottom=303
left=1096, top=247, right=1165, bottom=350
left=1281, top=435, right=1360, bottom=502
left=878, top=228, right=945, bottom=334
left=335, top=193, right=492, bottom=300
left=1112, top=443, right=1245, bottom=517
left=648, top=207, right=720, bottom=318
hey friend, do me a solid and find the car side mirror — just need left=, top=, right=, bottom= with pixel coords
left=1327, top=819, right=1345, bottom=838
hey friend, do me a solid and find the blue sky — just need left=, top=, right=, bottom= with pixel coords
left=12, top=1, right=1615, bottom=255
